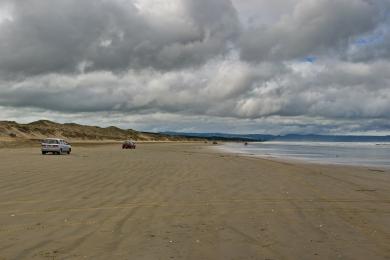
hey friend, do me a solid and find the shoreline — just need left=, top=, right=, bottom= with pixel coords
left=217, top=148, right=390, bottom=171
left=216, top=142, right=390, bottom=170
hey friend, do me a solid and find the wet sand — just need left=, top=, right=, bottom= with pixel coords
left=0, top=143, right=389, bottom=259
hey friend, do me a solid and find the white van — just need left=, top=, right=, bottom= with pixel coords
left=41, top=138, right=72, bottom=155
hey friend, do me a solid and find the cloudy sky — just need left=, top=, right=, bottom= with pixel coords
left=0, top=0, right=389, bottom=134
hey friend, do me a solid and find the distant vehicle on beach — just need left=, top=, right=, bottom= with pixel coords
left=122, top=140, right=136, bottom=149
left=41, top=138, right=71, bottom=155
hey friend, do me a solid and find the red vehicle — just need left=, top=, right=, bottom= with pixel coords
left=122, top=140, right=136, bottom=149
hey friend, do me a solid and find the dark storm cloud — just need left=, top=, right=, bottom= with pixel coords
left=0, top=0, right=239, bottom=76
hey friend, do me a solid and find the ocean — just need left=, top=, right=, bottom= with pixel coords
left=221, top=141, right=390, bottom=168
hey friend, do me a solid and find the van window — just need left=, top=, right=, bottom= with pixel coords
left=43, top=139, right=59, bottom=144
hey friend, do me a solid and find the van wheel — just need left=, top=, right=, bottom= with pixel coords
left=42, top=151, right=46, bottom=155
left=67, top=149, right=71, bottom=154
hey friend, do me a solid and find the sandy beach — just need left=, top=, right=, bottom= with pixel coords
left=0, top=143, right=389, bottom=259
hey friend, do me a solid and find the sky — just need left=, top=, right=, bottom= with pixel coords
left=0, top=0, right=389, bottom=135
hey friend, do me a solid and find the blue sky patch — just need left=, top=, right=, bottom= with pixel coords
left=354, top=34, right=384, bottom=46
left=303, top=56, right=317, bottom=63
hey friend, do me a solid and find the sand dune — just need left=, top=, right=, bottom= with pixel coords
left=0, top=120, right=191, bottom=144
left=0, top=143, right=389, bottom=259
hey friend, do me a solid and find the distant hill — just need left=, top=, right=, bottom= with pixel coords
left=162, top=132, right=390, bottom=142
left=161, top=132, right=273, bottom=142
left=0, top=120, right=194, bottom=142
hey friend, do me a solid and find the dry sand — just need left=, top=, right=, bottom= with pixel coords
left=0, top=143, right=389, bottom=259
